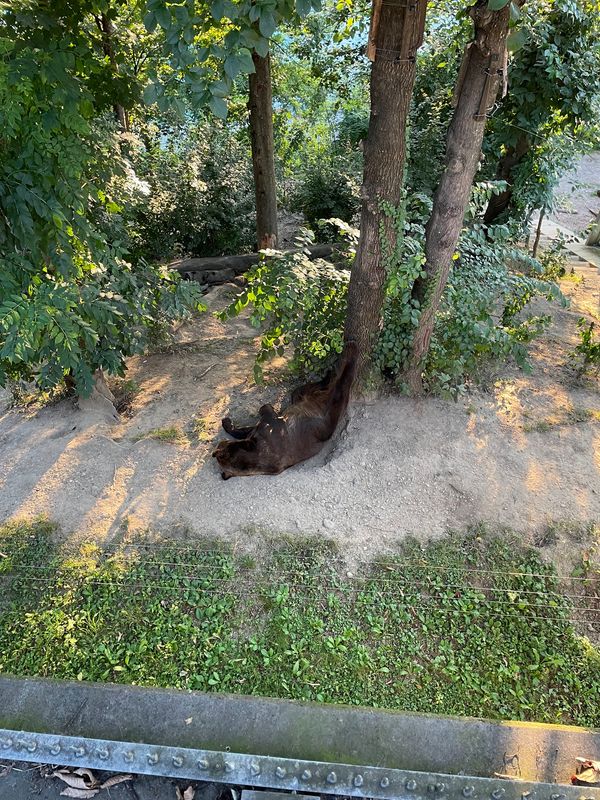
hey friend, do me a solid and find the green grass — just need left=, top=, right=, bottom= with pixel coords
left=0, top=520, right=599, bottom=726
left=132, top=426, right=186, bottom=443
left=523, top=406, right=600, bottom=433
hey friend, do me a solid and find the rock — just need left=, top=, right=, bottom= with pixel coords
left=322, top=519, right=334, bottom=530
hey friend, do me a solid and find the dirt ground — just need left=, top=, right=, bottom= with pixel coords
left=0, top=241, right=599, bottom=571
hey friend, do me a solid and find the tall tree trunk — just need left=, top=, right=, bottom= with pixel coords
left=248, top=52, right=278, bottom=250
left=405, top=0, right=510, bottom=393
left=483, top=133, right=529, bottom=224
left=344, top=0, right=427, bottom=381
left=97, top=13, right=129, bottom=132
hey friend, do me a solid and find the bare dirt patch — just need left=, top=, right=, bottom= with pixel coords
left=0, top=255, right=598, bottom=571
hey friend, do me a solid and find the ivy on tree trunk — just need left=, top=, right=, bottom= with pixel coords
left=248, top=51, right=278, bottom=249
left=405, top=0, right=511, bottom=394
left=344, top=0, right=426, bottom=381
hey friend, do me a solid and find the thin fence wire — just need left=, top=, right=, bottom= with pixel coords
left=2, top=564, right=598, bottom=604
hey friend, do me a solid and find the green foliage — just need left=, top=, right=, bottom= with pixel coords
left=220, top=228, right=353, bottom=381
left=0, top=4, right=204, bottom=396
left=291, top=164, right=360, bottom=235
left=483, top=0, right=600, bottom=221
left=376, top=185, right=567, bottom=396
left=143, top=0, right=324, bottom=119
left=1, top=519, right=599, bottom=726
left=571, top=319, right=600, bottom=375
left=121, top=119, right=255, bottom=260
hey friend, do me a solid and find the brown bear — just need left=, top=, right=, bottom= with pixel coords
left=212, top=341, right=357, bottom=479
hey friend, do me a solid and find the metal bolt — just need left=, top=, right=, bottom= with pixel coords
left=26, top=740, right=37, bottom=753
left=0, top=738, right=12, bottom=749
left=173, top=756, right=184, bottom=768
left=224, top=761, right=234, bottom=773
left=551, top=795, right=566, bottom=800
left=354, top=775, right=364, bottom=787
left=50, top=743, right=61, bottom=756
left=17, top=739, right=27, bottom=750
left=463, top=788, right=475, bottom=797
left=436, top=783, right=446, bottom=793
left=406, top=780, right=418, bottom=791
left=123, top=751, right=134, bottom=763
left=276, top=766, right=286, bottom=778
left=492, top=789, right=505, bottom=799
left=327, top=772, right=337, bottom=784
left=429, top=784, right=437, bottom=793
left=250, top=762, right=261, bottom=776
left=381, top=777, right=391, bottom=789
left=72, top=746, right=85, bottom=758
left=197, top=759, right=209, bottom=770
left=147, top=753, right=159, bottom=765
left=301, top=770, right=312, bottom=781
left=97, top=748, right=109, bottom=761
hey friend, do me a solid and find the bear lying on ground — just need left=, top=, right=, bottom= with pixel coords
left=212, top=341, right=357, bottom=479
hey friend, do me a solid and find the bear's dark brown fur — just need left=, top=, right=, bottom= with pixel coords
left=212, top=342, right=357, bottom=479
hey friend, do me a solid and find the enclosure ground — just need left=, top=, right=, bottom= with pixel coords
left=1, top=249, right=598, bottom=569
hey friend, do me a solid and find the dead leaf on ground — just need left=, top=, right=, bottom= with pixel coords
left=53, top=770, right=95, bottom=790
left=176, top=786, right=195, bottom=800
left=59, top=789, right=98, bottom=799
left=100, top=774, right=132, bottom=789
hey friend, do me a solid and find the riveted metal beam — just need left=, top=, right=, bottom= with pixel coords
left=1, top=729, right=599, bottom=800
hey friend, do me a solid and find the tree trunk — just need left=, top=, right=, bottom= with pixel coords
left=405, top=0, right=510, bottom=393
left=483, top=133, right=529, bottom=224
left=248, top=52, right=278, bottom=250
left=97, top=13, right=129, bottom=132
left=344, top=0, right=426, bottom=381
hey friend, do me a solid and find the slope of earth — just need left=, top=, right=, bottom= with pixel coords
left=0, top=258, right=598, bottom=568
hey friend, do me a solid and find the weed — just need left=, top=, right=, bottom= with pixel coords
left=133, top=427, right=186, bottom=444
left=0, top=521, right=598, bottom=726
left=523, top=406, right=600, bottom=432
left=571, top=318, right=600, bottom=375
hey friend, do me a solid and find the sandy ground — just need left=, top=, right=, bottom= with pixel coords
left=1, top=243, right=598, bottom=568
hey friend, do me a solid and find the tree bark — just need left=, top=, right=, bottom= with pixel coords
left=248, top=52, right=278, bottom=250
left=482, top=133, right=529, bottom=224
left=405, top=0, right=510, bottom=393
left=344, top=0, right=426, bottom=381
left=97, top=13, right=129, bottom=132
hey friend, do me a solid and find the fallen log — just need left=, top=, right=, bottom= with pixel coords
left=169, top=244, right=341, bottom=285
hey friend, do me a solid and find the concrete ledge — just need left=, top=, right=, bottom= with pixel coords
left=1, top=677, right=598, bottom=784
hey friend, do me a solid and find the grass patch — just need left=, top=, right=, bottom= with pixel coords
left=523, top=406, right=600, bottom=433
left=0, top=520, right=599, bottom=726
left=133, top=426, right=186, bottom=444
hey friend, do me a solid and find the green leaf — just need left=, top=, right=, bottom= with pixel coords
left=210, top=79, right=230, bottom=98
left=143, top=11, right=157, bottom=32
left=209, top=96, right=228, bottom=119
left=236, top=48, right=256, bottom=74
left=143, top=83, right=158, bottom=105
left=509, top=1, right=521, bottom=21
left=487, top=0, right=509, bottom=8
left=296, top=0, right=312, bottom=16
left=258, top=10, right=277, bottom=38
left=254, top=37, right=269, bottom=58
left=154, top=6, right=171, bottom=28
left=224, top=55, right=241, bottom=79
left=507, top=28, right=528, bottom=52
left=211, top=0, right=225, bottom=20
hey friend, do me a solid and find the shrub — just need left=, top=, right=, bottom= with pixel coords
left=220, top=226, right=354, bottom=382
left=291, top=164, right=360, bottom=236
left=122, top=120, right=255, bottom=261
